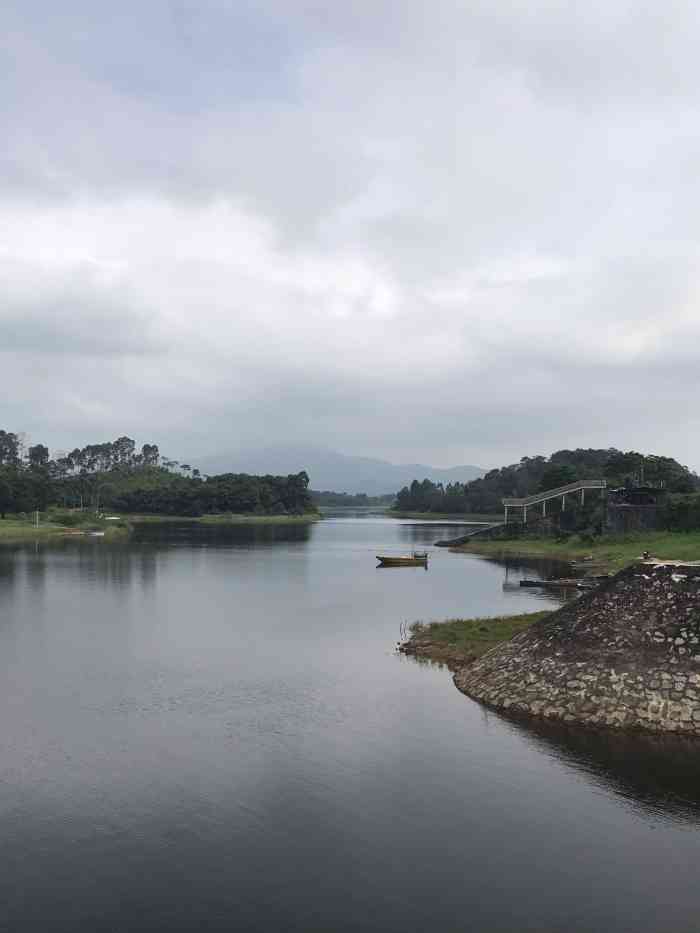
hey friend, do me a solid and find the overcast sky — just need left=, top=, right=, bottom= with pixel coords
left=3, top=1, right=700, bottom=470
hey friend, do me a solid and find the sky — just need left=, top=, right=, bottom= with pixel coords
left=3, top=0, right=700, bottom=471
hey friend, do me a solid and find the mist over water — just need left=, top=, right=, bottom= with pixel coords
left=2, top=517, right=700, bottom=932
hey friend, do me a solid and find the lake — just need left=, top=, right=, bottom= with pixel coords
left=2, top=515, right=700, bottom=932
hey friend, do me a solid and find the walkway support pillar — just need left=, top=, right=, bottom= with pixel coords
left=542, top=500, right=546, bottom=517
left=523, top=505, right=527, bottom=524
left=580, top=488, right=585, bottom=505
left=505, top=505, right=509, bottom=524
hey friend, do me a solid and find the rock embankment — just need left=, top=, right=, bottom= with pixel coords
left=455, top=562, right=700, bottom=734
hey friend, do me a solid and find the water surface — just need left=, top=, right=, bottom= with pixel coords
left=1, top=516, right=699, bottom=932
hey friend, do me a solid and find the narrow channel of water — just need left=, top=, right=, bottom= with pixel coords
left=1, top=516, right=699, bottom=932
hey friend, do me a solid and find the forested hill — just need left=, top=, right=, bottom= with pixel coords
left=0, top=431, right=314, bottom=517
left=394, top=449, right=700, bottom=514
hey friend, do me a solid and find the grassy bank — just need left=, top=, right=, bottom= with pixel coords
left=390, top=511, right=502, bottom=522
left=125, top=512, right=321, bottom=525
left=0, top=517, right=131, bottom=541
left=456, top=531, right=700, bottom=571
left=0, top=519, right=72, bottom=540
left=400, top=611, right=551, bottom=670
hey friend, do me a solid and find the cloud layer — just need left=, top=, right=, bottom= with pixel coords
left=3, top=1, right=700, bottom=468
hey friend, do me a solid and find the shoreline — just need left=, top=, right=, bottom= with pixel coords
left=125, top=512, right=321, bottom=525
left=0, top=511, right=321, bottom=542
left=400, top=562, right=700, bottom=736
left=0, top=521, right=130, bottom=542
left=399, top=612, right=552, bottom=672
left=453, top=531, right=700, bottom=572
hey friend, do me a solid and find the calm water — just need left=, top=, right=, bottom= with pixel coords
left=2, top=516, right=700, bottom=932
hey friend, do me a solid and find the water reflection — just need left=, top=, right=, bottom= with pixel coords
left=0, top=547, right=18, bottom=609
left=492, top=555, right=581, bottom=602
left=1, top=517, right=700, bottom=933
left=132, top=520, right=314, bottom=548
left=0, top=539, right=158, bottom=594
left=396, top=521, right=486, bottom=547
left=504, top=715, right=700, bottom=824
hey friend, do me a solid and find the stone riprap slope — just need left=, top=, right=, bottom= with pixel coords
left=456, top=562, right=700, bottom=734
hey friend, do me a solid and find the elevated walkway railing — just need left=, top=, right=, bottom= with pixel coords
left=503, top=479, right=606, bottom=522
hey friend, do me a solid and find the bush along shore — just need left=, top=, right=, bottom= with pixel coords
left=401, top=562, right=700, bottom=735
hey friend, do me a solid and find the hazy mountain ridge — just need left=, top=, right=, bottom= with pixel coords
left=195, top=446, right=485, bottom=496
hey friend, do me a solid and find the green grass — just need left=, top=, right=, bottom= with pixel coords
left=0, top=519, right=70, bottom=539
left=0, top=517, right=130, bottom=541
left=456, top=531, right=700, bottom=571
left=123, top=512, right=320, bottom=525
left=411, top=611, right=550, bottom=655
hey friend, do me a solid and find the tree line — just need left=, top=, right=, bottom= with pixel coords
left=311, top=490, right=395, bottom=508
left=394, top=448, right=700, bottom=515
left=0, top=430, right=313, bottom=518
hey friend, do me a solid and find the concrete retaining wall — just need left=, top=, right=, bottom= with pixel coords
left=455, top=562, right=700, bottom=734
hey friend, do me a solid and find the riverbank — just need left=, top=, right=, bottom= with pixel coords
left=0, top=520, right=73, bottom=540
left=0, top=510, right=320, bottom=541
left=402, top=562, right=700, bottom=735
left=400, top=612, right=552, bottom=671
left=0, top=519, right=130, bottom=541
left=125, top=512, right=321, bottom=525
left=455, top=562, right=700, bottom=734
left=455, top=531, right=700, bottom=572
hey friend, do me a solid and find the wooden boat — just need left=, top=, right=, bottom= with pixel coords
left=376, top=552, right=428, bottom=567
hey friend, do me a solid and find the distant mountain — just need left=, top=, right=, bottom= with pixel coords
left=194, top=446, right=486, bottom=496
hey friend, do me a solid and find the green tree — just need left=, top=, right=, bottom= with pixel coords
left=539, top=464, right=577, bottom=491
left=28, top=444, right=50, bottom=468
left=0, top=474, right=13, bottom=518
left=0, top=431, right=20, bottom=466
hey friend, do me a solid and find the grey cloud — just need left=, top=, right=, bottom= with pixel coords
left=3, top=0, right=700, bottom=470
left=0, top=262, right=164, bottom=356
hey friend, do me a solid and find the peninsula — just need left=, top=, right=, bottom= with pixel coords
left=402, top=561, right=700, bottom=735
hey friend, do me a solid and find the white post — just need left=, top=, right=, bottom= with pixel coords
left=523, top=505, right=527, bottom=524
left=562, top=494, right=566, bottom=510
left=542, top=499, right=546, bottom=516
left=504, top=505, right=509, bottom=524
left=580, top=488, right=585, bottom=506
left=35, top=510, right=39, bottom=528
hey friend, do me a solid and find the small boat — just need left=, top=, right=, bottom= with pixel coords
left=376, top=552, right=429, bottom=567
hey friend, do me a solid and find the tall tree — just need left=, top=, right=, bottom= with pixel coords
left=0, top=473, right=13, bottom=518
left=0, top=431, right=20, bottom=466
left=28, top=444, right=50, bottom=468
